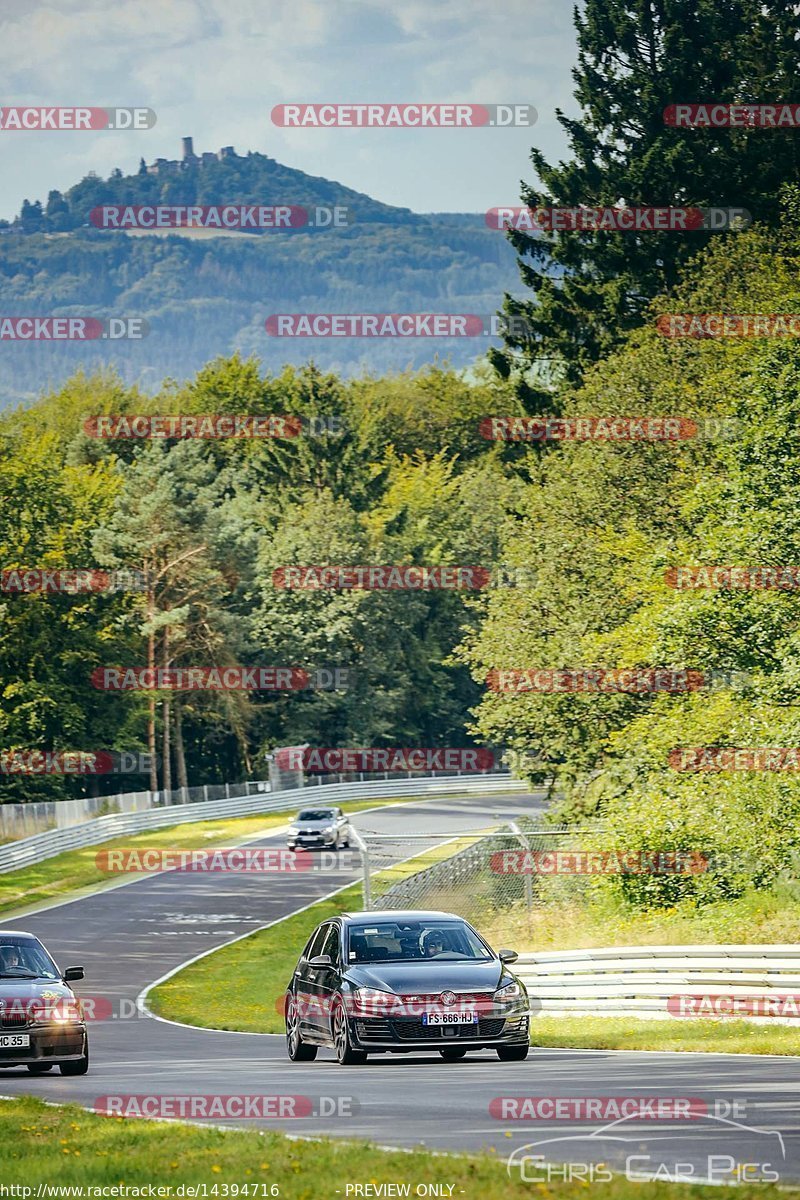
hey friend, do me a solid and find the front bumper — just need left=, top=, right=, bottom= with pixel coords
left=0, top=1023, right=86, bottom=1066
left=349, top=1010, right=529, bottom=1051
left=287, top=833, right=337, bottom=849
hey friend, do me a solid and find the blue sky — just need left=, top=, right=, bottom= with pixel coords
left=0, top=0, right=579, bottom=220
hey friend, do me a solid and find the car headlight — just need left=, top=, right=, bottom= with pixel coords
left=31, top=999, right=83, bottom=1024
left=323, top=825, right=336, bottom=835
left=352, top=987, right=398, bottom=1015
left=288, top=826, right=299, bottom=834
left=494, top=980, right=524, bottom=1003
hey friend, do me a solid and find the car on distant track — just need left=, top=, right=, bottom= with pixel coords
left=287, top=806, right=352, bottom=851
left=0, top=930, right=89, bottom=1076
left=284, top=909, right=529, bottom=1064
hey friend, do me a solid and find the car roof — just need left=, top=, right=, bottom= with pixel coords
left=0, top=930, right=38, bottom=939
left=340, top=910, right=462, bottom=924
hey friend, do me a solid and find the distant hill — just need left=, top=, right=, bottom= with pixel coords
left=0, top=144, right=528, bottom=401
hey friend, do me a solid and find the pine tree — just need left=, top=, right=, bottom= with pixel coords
left=492, top=0, right=800, bottom=399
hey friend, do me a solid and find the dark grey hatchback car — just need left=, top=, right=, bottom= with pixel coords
left=284, top=909, right=529, bottom=1064
left=0, top=931, right=89, bottom=1075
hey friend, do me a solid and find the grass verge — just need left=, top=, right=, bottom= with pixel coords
left=3, top=1096, right=797, bottom=1199
left=0, top=795, right=419, bottom=918
left=531, top=1016, right=800, bottom=1055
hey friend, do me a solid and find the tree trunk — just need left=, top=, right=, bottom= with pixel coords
left=147, top=583, right=158, bottom=794
left=162, top=628, right=172, bottom=798
left=174, top=699, right=189, bottom=794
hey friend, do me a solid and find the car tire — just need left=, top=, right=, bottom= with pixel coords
left=27, top=1063, right=53, bottom=1073
left=285, top=995, right=317, bottom=1062
left=60, top=1038, right=89, bottom=1075
left=332, top=999, right=367, bottom=1065
left=439, top=1047, right=467, bottom=1061
left=496, top=1044, right=529, bottom=1062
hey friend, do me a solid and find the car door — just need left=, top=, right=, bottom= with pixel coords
left=313, top=922, right=343, bottom=1040
left=293, top=924, right=327, bottom=1036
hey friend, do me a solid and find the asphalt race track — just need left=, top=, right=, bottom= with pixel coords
left=2, top=791, right=800, bottom=1186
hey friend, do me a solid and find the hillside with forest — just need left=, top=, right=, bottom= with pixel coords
left=0, top=145, right=524, bottom=403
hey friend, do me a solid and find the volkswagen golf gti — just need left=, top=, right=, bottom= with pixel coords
left=0, top=931, right=89, bottom=1075
left=284, top=909, right=529, bottom=1064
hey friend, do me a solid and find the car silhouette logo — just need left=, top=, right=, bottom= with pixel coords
left=441, top=991, right=456, bottom=1006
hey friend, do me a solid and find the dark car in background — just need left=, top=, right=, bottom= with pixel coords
left=284, top=909, right=529, bottom=1064
left=0, top=931, right=89, bottom=1075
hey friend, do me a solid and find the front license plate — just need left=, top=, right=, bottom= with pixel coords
left=422, top=1011, right=477, bottom=1026
left=0, top=1034, right=30, bottom=1048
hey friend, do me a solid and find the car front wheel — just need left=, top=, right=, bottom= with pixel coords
left=286, top=995, right=317, bottom=1062
left=333, top=999, right=367, bottom=1065
left=60, top=1037, right=89, bottom=1075
left=497, top=1044, right=529, bottom=1062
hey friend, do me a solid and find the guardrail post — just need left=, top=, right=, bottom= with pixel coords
left=508, top=821, right=534, bottom=923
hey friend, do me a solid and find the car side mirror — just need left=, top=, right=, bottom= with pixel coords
left=308, top=954, right=333, bottom=967
left=63, top=966, right=85, bottom=981
left=499, top=949, right=518, bottom=964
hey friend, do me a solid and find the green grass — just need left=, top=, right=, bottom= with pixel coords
left=0, top=795, right=420, bottom=919
left=3, top=1095, right=797, bottom=1198
left=478, top=884, right=800, bottom=952
left=531, top=1016, right=800, bottom=1055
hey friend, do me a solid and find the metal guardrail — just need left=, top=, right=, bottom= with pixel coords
left=0, top=773, right=525, bottom=875
left=516, top=945, right=800, bottom=1020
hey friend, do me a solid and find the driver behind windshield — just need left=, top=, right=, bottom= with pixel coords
left=420, top=930, right=445, bottom=957
left=0, top=944, right=25, bottom=972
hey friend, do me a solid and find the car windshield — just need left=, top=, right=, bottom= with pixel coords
left=0, top=938, right=59, bottom=979
left=297, top=810, right=334, bottom=821
left=346, top=921, right=492, bottom=964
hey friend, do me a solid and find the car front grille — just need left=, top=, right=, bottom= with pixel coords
left=391, top=1017, right=507, bottom=1041
left=0, top=1013, right=29, bottom=1030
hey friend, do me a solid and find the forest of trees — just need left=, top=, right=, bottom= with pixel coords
left=6, top=0, right=800, bottom=918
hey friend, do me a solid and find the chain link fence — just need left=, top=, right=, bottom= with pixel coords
left=361, top=818, right=608, bottom=932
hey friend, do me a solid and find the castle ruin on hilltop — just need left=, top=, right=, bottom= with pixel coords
left=146, top=137, right=240, bottom=176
